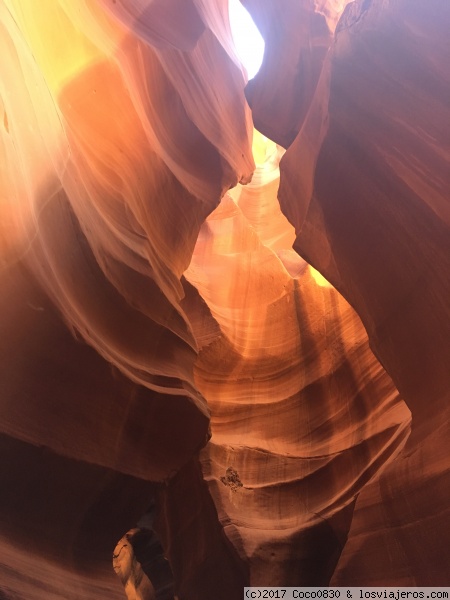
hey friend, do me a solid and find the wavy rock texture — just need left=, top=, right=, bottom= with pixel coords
left=0, top=0, right=449, bottom=598
left=187, top=170, right=410, bottom=587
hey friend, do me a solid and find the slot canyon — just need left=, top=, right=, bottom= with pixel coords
left=0, top=0, right=449, bottom=598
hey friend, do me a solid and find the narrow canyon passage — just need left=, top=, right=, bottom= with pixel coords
left=0, top=1, right=449, bottom=598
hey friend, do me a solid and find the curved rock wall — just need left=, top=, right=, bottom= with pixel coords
left=278, top=0, right=450, bottom=585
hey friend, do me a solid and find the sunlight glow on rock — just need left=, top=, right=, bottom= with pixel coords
left=310, top=266, right=332, bottom=288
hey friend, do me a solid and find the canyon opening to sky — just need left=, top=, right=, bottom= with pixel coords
left=228, top=0, right=265, bottom=81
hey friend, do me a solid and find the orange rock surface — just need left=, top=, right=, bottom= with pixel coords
left=0, top=0, right=449, bottom=598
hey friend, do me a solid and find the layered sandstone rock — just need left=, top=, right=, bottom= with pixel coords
left=0, top=0, right=449, bottom=598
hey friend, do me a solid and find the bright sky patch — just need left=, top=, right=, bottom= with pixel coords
left=228, top=0, right=265, bottom=80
